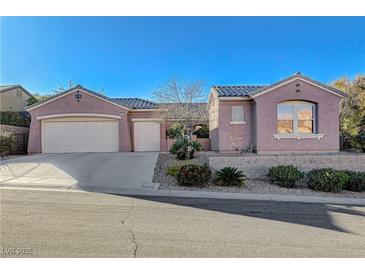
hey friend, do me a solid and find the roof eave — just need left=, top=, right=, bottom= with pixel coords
left=218, top=96, right=252, bottom=101
left=250, top=75, right=347, bottom=98
left=25, top=85, right=131, bottom=111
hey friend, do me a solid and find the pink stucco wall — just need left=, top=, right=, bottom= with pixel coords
left=218, top=100, right=253, bottom=152
left=254, top=80, right=341, bottom=153
left=27, top=90, right=164, bottom=153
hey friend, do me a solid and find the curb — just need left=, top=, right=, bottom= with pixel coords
left=1, top=184, right=364, bottom=205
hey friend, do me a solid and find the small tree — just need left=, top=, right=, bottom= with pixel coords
left=355, top=115, right=365, bottom=151
left=332, top=75, right=365, bottom=151
left=153, top=78, right=207, bottom=139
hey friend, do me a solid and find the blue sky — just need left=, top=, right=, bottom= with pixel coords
left=1, top=17, right=364, bottom=99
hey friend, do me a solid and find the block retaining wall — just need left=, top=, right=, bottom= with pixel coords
left=209, top=154, right=365, bottom=179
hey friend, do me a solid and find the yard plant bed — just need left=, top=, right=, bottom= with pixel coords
left=153, top=153, right=365, bottom=199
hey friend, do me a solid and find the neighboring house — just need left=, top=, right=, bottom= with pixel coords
left=208, top=73, right=347, bottom=154
left=0, top=85, right=34, bottom=112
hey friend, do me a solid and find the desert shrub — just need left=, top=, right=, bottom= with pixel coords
left=343, top=171, right=365, bottom=192
left=0, top=130, right=16, bottom=156
left=169, top=137, right=202, bottom=160
left=267, top=165, right=304, bottom=188
left=189, top=140, right=202, bottom=159
left=167, top=123, right=184, bottom=139
left=176, top=164, right=211, bottom=187
left=214, top=167, right=246, bottom=187
left=306, top=168, right=350, bottom=193
left=166, top=165, right=181, bottom=177
left=193, top=125, right=209, bottom=138
left=169, top=137, right=189, bottom=160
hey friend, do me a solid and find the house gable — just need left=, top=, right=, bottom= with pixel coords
left=26, top=85, right=131, bottom=112
left=250, top=73, right=347, bottom=99
left=27, top=88, right=130, bottom=117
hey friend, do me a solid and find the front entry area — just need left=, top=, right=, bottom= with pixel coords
left=42, top=117, right=119, bottom=153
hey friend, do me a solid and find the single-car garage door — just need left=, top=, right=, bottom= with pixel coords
left=133, top=121, right=160, bottom=151
left=42, top=117, right=119, bottom=153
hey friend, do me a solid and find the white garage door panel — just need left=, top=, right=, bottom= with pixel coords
left=43, top=120, right=119, bottom=153
left=134, top=122, right=160, bottom=151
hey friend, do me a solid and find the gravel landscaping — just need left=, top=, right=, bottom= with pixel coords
left=153, top=152, right=365, bottom=199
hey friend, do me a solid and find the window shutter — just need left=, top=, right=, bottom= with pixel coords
left=232, top=106, right=244, bottom=122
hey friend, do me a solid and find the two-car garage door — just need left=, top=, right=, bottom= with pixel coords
left=41, top=117, right=161, bottom=153
left=42, top=117, right=119, bottom=153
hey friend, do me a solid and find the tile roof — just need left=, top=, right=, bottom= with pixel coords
left=213, top=85, right=267, bottom=97
left=248, top=73, right=348, bottom=98
left=213, top=73, right=347, bottom=98
left=111, top=98, right=159, bottom=109
left=160, top=103, right=208, bottom=120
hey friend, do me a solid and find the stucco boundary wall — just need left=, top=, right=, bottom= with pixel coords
left=1, top=124, right=29, bottom=134
left=0, top=124, right=29, bottom=154
left=209, top=154, right=365, bottom=179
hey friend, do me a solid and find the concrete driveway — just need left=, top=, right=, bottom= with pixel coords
left=0, top=152, right=159, bottom=191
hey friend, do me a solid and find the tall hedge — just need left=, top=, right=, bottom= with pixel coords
left=0, top=112, right=30, bottom=127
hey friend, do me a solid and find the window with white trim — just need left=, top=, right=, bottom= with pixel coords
left=232, top=106, right=244, bottom=123
left=277, top=101, right=315, bottom=134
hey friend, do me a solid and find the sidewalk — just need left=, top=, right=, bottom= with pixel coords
left=1, top=183, right=364, bottom=206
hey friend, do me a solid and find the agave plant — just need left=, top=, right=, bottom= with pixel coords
left=189, top=140, right=202, bottom=159
left=169, top=137, right=202, bottom=160
left=214, top=167, right=246, bottom=187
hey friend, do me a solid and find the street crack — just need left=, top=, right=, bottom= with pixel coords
left=121, top=199, right=139, bottom=258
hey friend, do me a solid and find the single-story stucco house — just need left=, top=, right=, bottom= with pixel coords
left=26, top=85, right=209, bottom=153
left=208, top=73, right=347, bottom=154
left=26, top=72, right=346, bottom=154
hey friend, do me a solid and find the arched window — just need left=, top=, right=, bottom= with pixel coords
left=277, top=101, right=315, bottom=134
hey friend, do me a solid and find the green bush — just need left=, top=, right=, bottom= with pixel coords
left=169, top=137, right=202, bottom=160
left=306, top=168, right=350, bottom=193
left=0, top=111, right=30, bottom=127
left=169, top=137, right=189, bottom=160
left=176, top=164, right=211, bottom=187
left=166, top=165, right=181, bottom=177
left=167, top=123, right=184, bottom=139
left=343, top=171, right=365, bottom=192
left=214, top=167, right=246, bottom=187
left=189, top=140, right=202, bottom=159
left=193, top=125, right=209, bottom=138
left=267, top=165, right=304, bottom=188
left=0, top=130, right=16, bottom=156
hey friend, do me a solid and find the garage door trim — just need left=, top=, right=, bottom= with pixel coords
left=37, top=113, right=122, bottom=120
left=133, top=121, right=161, bottom=152
left=41, top=114, right=120, bottom=153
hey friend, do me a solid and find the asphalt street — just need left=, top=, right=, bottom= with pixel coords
left=1, top=188, right=364, bottom=257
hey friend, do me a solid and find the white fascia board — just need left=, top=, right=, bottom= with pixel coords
left=131, top=118, right=163, bottom=122
left=218, top=96, right=252, bottom=101
left=37, top=113, right=122, bottom=120
left=251, top=77, right=345, bottom=98
left=26, top=88, right=130, bottom=111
